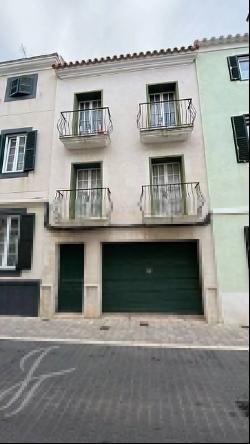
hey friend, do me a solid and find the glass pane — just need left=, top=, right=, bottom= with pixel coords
left=19, top=136, right=26, bottom=146
left=10, top=138, right=17, bottom=147
left=7, top=217, right=19, bottom=268
left=7, top=254, right=16, bottom=267
left=239, top=59, right=249, bottom=80
left=152, top=165, right=165, bottom=184
left=17, top=152, right=25, bottom=171
left=7, top=157, right=15, bottom=172
left=5, top=137, right=18, bottom=173
left=166, top=163, right=181, bottom=183
left=77, top=170, right=89, bottom=189
left=0, top=217, right=7, bottom=267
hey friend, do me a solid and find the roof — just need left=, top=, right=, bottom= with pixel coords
left=53, top=33, right=249, bottom=71
left=52, top=44, right=198, bottom=70
left=194, top=33, right=249, bottom=48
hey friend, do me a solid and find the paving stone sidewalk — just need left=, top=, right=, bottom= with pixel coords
left=0, top=316, right=248, bottom=348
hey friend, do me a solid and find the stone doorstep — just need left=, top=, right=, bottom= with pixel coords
left=51, top=313, right=205, bottom=322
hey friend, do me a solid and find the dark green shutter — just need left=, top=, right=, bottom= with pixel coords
left=0, top=134, right=6, bottom=173
left=17, top=214, right=35, bottom=271
left=245, top=227, right=249, bottom=266
left=24, top=130, right=37, bottom=171
left=228, top=56, right=241, bottom=80
left=232, top=116, right=249, bottom=163
left=19, top=76, right=34, bottom=95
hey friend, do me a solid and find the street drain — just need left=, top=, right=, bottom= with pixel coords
left=236, top=401, right=249, bottom=418
left=140, top=321, right=149, bottom=327
left=100, top=326, right=110, bottom=331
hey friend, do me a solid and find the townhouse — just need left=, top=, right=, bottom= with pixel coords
left=196, top=34, right=249, bottom=326
left=39, top=45, right=217, bottom=322
left=0, top=53, right=61, bottom=315
left=4, top=40, right=242, bottom=323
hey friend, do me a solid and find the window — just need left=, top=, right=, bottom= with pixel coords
left=151, top=158, right=183, bottom=215
left=0, top=129, right=37, bottom=176
left=5, top=74, right=38, bottom=102
left=238, top=56, right=249, bottom=80
left=245, top=114, right=249, bottom=138
left=0, top=216, right=20, bottom=269
left=75, top=91, right=102, bottom=135
left=2, top=134, right=27, bottom=173
left=232, top=115, right=249, bottom=163
left=148, top=83, right=177, bottom=128
left=228, top=55, right=249, bottom=81
left=76, top=165, right=102, bottom=217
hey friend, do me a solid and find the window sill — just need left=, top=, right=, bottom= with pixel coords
left=0, top=269, right=21, bottom=277
left=0, top=172, right=29, bottom=179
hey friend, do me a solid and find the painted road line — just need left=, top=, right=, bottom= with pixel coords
left=0, top=336, right=248, bottom=351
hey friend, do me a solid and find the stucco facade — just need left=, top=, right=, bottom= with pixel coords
left=0, top=47, right=220, bottom=323
left=0, top=54, right=61, bottom=315
left=38, top=50, right=218, bottom=322
left=196, top=35, right=249, bottom=326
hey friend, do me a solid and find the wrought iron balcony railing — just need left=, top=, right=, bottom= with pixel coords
left=51, top=188, right=113, bottom=225
left=137, top=99, right=197, bottom=131
left=57, top=108, right=113, bottom=138
left=140, top=182, right=205, bottom=219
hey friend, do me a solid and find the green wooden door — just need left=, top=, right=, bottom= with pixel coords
left=58, top=244, right=84, bottom=313
left=103, top=242, right=203, bottom=314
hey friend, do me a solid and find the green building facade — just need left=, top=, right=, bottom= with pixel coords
left=196, top=34, right=249, bottom=326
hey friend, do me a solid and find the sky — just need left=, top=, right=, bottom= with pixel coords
left=0, top=0, right=248, bottom=63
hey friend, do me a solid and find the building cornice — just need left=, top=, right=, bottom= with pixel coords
left=0, top=198, right=48, bottom=205
left=55, top=52, right=197, bottom=79
left=212, top=207, right=249, bottom=215
left=0, top=54, right=63, bottom=77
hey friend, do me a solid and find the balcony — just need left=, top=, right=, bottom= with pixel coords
left=57, top=108, right=113, bottom=149
left=137, top=99, right=196, bottom=143
left=140, top=182, right=206, bottom=225
left=50, top=188, right=113, bottom=227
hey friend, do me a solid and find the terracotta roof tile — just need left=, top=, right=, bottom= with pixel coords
left=52, top=44, right=197, bottom=70
left=194, top=33, right=249, bottom=47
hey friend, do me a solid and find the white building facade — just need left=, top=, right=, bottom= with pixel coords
left=42, top=47, right=218, bottom=322
left=0, top=47, right=218, bottom=323
left=0, top=54, right=61, bottom=316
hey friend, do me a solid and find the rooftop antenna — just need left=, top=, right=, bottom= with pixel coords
left=20, top=44, right=27, bottom=58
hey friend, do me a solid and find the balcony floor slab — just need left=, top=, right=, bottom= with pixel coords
left=140, top=126, right=193, bottom=143
left=59, top=134, right=110, bottom=149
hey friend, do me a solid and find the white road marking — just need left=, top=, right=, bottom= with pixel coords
left=0, top=336, right=248, bottom=351
left=0, top=346, right=76, bottom=418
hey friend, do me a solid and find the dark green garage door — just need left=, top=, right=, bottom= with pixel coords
left=103, top=242, right=203, bottom=314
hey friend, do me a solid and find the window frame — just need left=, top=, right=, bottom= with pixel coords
left=244, top=114, right=249, bottom=139
left=2, top=134, right=27, bottom=174
left=231, top=114, right=249, bottom=163
left=5, top=74, right=38, bottom=102
left=238, top=55, right=249, bottom=81
left=0, top=215, right=20, bottom=270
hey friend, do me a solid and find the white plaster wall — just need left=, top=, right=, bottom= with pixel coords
left=49, top=59, right=210, bottom=223
left=0, top=63, right=57, bottom=292
left=221, top=292, right=249, bottom=326
left=0, top=68, right=57, bottom=200
left=39, top=56, right=218, bottom=321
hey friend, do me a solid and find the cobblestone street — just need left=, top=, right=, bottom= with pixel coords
left=0, top=340, right=249, bottom=443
